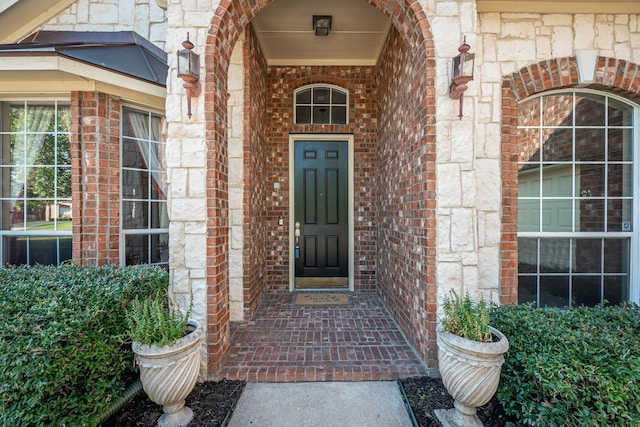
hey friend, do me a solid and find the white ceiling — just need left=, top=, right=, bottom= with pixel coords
left=251, top=0, right=391, bottom=66
left=252, top=0, right=640, bottom=66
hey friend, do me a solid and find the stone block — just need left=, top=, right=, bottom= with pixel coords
left=185, top=234, right=207, bottom=269
left=188, top=168, right=206, bottom=198
left=437, top=164, right=461, bottom=207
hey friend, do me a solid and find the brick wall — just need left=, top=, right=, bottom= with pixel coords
left=243, top=26, right=269, bottom=317
left=71, top=91, right=121, bottom=266
left=264, top=65, right=378, bottom=292
left=376, top=25, right=437, bottom=368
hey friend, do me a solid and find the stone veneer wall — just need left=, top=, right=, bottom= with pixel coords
left=42, top=0, right=166, bottom=48
left=376, top=25, right=438, bottom=368
left=265, top=65, right=378, bottom=292
left=70, top=92, right=121, bottom=265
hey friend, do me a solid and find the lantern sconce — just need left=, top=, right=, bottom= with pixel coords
left=449, top=36, right=475, bottom=120
left=177, top=33, right=201, bottom=119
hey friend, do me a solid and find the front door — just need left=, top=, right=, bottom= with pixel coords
left=293, top=140, right=349, bottom=289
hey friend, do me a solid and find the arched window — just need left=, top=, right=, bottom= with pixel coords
left=517, top=90, right=637, bottom=307
left=294, top=84, right=348, bottom=125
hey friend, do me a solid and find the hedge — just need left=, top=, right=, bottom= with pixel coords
left=491, top=303, right=640, bottom=427
left=0, top=264, right=169, bottom=426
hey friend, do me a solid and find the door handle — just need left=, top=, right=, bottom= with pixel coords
left=294, top=222, right=301, bottom=258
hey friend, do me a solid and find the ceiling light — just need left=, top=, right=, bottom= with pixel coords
left=313, top=15, right=332, bottom=36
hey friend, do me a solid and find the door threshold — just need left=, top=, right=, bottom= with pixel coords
left=295, top=277, right=349, bottom=290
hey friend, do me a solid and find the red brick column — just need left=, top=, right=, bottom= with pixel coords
left=71, top=91, right=121, bottom=266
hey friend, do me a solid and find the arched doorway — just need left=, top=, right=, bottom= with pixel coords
left=204, top=0, right=437, bottom=376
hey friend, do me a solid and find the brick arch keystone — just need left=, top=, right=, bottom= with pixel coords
left=500, top=56, right=640, bottom=305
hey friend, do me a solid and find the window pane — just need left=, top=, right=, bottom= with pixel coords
left=541, top=164, right=573, bottom=197
left=575, top=128, right=605, bottom=161
left=577, top=164, right=604, bottom=197
left=518, top=238, right=537, bottom=273
left=122, top=200, right=147, bottom=229
left=296, top=106, right=311, bottom=124
left=296, top=88, right=311, bottom=104
left=332, top=89, right=347, bottom=104
left=4, top=236, right=26, bottom=265
left=607, top=164, right=632, bottom=197
left=57, top=167, right=72, bottom=198
left=607, top=199, right=632, bottom=232
left=122, top=138, right=145, bottom=168
left=123, top=109, right=149, bottom=138
left=518, top=166, right=540, bottom=197
left=572, top=276, right=602, bottom=307
left=125, top=234, right=146, bottom=265
left=151, top=233, right=169, bottom=264
left=607, top=98, right=633, bottom=126
left=604, top=239, right=629, bottom=273
left=540, top=238, right=570, bottom=273
left=517, top=128, right=541, bottom=162
left=542, top=128, right=572, bottom=162
left=608, top=128, right=632, bottom=161
left=573, top=239, right=601, bottom=273
left=541, top=200, right=573, bottom=232
left=122, top=169, right=149, bottom=198
left=30, top=236, right=59, bottom=265
left=577, top=199, right=604, bottom=232
left=313, top=87, right=330, bottom=104
left=57, top=105, right=71, bottom=132
left=575, top=93, right=605, bottom=126
left=518, top=199, right=540, bottom=232
left=517, top=275, right=537, bottom=304
left=313, top=106, right=330, bottom=124
left=57, top=134, right=71, bottom=165
left=542, top=94, right=573, bottom=126
left=150, top=202, right=168, bottom=228
left=518, top=97, right=540, bottom=127
left=540, top=276, right=569, bottom=307
left=604, top=276, right=627, bottom=304
left=332, top=106, right=347, bottom=124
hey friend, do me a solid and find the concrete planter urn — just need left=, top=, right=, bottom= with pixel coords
left=435, top=324, right=509, bottom=427
left=133, top=319, right=203, bottom=427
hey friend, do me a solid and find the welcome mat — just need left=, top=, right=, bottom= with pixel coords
left=294, top=293, right=350, bottom=306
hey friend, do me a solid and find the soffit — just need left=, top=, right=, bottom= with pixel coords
left=0, top=0, right=76, bottom=43
left=477, top=0, right=640, bottom=14
left=251, top=0, right=391, bottom=66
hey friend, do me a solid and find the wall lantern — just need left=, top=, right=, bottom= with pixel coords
left=449, top=36, right=475, bottom=120
left=313, top=15, right=332, bottom=36
left=177, top=33, right=201, bottom=119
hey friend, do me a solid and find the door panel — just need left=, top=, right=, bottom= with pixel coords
left=294, top=141, right=348, bottom=282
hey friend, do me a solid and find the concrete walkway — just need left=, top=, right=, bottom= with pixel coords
left=227, top=381, right=413, bottom=427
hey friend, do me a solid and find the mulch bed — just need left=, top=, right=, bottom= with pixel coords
left=104, top=376, right=513, bottom=427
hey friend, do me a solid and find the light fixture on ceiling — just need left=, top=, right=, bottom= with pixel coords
left=177, top=33, right=201, bottom=119
left=449, top=36, right=475, bottom=120
left=313, top=15, right=332, bottom=36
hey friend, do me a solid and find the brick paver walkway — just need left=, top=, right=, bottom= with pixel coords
left=213, top=292, right=428, bottom=382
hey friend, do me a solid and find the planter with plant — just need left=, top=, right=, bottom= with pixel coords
left=126, top=294, right=203, bottom=427
left=435, top=291, right=509, bottom=427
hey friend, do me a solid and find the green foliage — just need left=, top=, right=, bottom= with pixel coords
left=441, top=291, right=492, bottom=342
left=0, top=264, right=168, bottom=426
left=126, top=293, right=190, bottom=347
left=491, top=303, right=640, bottom=427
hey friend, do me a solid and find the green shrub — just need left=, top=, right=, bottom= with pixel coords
left=126, top=293, right=190, bottom=346
left=491, top=303, right=640, bottom=427
left=0, top=264, right=169, bottom=426
left=441, top=291, right=492, bottom=342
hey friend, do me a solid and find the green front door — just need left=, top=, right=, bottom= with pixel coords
left=294, top=140, right=349, bottom=288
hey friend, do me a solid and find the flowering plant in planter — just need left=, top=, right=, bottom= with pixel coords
left=435, top=291, right=509, bottom=427
left=126, top=294, right=203, bottom=427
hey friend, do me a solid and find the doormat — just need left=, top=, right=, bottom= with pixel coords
left=294, top=293, right=350, bottom=306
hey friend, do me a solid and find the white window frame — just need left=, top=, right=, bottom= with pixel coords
left=293, top=84, right=349, bottom=125
left=517, top=89, right=640, bottom=306
left=0, top=98, right=72, bottom=265
left=119, top=105, right=168, bottom=267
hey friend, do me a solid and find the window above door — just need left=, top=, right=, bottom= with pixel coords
left=294, top=84, right=348, bottom=125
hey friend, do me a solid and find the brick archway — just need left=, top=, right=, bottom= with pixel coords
left=500, top=56, right=640, bottom=305
left=203, top=0, right=436, bottom=373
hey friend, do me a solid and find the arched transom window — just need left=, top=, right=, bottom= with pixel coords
left=294, top=84, right=348, bottom=125
left=517, top=90, right=638, bottom=307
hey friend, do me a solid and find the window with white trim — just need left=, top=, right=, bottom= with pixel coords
left=0, top=100, right=72, bottom=265
left=517, top=90, right=637, bottom=307
left=294, top=84, right=348, bottom=124
left=121, top=106, right=168, bottom=267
